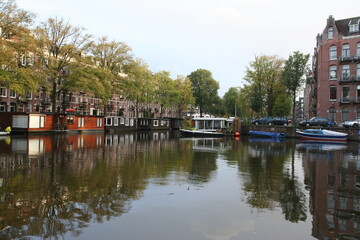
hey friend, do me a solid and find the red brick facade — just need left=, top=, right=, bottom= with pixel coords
left=306, top=16, right=360, bottom=123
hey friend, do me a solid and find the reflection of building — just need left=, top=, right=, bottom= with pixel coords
left=301, top=147, right=360, bottom=239
left=306, top=15, right=360, bottom=121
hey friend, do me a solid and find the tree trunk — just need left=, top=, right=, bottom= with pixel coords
left=51, top=79, right=57, bottom=113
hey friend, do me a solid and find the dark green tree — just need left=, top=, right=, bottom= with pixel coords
left=187, top=69, right=220, bottom=117
left=223, top=87, right=240, bottom=117
left=281, top=51, right=310, bottom=121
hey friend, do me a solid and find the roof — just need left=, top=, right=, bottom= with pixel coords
left=335, top=16, right=360, bottom=36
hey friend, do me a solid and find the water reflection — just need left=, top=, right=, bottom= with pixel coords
left=0, top=133, right=359, bottom=239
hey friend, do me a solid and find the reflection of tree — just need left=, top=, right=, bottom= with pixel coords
left=279, top=148, right=307, bottom=223
left=0, top=133, right=217, bottom=239
left=188, top=152, right=217, bottom=185
left=231, top=138, right=307, bottom=223
left=279, top=175, right=307, bottom=222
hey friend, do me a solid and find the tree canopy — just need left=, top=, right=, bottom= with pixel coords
left=187, top=69, right=220, bottom=117
left=281, top=51, right=310, bottom=121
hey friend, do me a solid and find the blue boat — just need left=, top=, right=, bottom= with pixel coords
left=249, top=130, right=286, bottom=138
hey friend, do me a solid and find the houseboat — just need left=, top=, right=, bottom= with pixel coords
left=105, top=116, right=181, bottom=132
left=180, top=117, right=233, bottom=137
left=0, top=111, right=104, bottom=134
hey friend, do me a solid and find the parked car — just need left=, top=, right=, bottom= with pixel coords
left=270, top=117, right=289, bottom=126
left=299, top=117, right=335, bottom=127
left=342, top=118, right=360, bottom=128
left=251, top=116, right=274, bottom=125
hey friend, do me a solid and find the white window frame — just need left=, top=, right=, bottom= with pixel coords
left=328, top=27, right=334, bottom=39
left=342, top=44, right=350, bottom=59
left=21, top=54, right=26, bottom=66
left=78, top=117, right=85, bottom=127
left=0, top=87, right=7, bottom=97
left=329, top=66, right=337, bottom=80
left=342, top=65, right=350, bottom=80
left=330, top=46, right=337, bottom=60
left=349, top=24, right=359, bottom=33
left=9, top=89, right=16, bottom=98
left=97, top=118, right=102, bottom=127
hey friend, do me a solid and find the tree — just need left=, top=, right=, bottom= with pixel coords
left=187, top=69, right=219, bottom=117
left=244, top=55, right=285, bottom=116
left=173, top=75, right=194, bottom=118
left=153, top=71, right=177, bottom=117
left=222, top=87, right=240, bottom=117
left=281, top=51, right=310, bottom=121
left=88, top=36, right=133, bottom=94
left=122, top=58, right=154, bottom=125
left=0, top=0, right=44, bottom=97
left=33, top=17, right=92, bottom=112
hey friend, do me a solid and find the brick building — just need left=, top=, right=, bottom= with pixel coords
left=305, top=15, right=360, bottom=122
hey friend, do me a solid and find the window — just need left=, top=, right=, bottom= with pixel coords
left=342, top=86, right=350, bottom=102
left=342, top=44, right=350, bottom=59
left=0, top=87, right=7, bottom=97
left=342, top=65, right=350, bottom=81
left=328, top=27, right=334, bottom=39
left=0, top=102, right=6, bottom=112
left=329, top=107, right=337, bottom=121
left=330, top=86, right=337, bottom=100
left=28, top=53, right=34, bottom=66
left=357, top=43, right=360, bottom=57
left=97, top=118, right=103, bottom=127
left=357, top=107, right=360, bottom=118
left=350, top=24, right=359, bottom=33
left=78, top=117, right=84, bottom=127
left=66, top=116, right=74, bottom=125
left=330, top=46, right=337, bottom=60
left=342, top=107, right=350, bottom=122
left=357, top=64, right=360, bottom=81
left=357, top=86, right=360, bottom=103
left=9, top=89, right=16, bottom=98
left=21, top=55, right=26, bottom=66
left=9, top=103, right=16, bottom=112
left=106, top=117, right=112, bottom=126
left=329, top=66, right=337, bottom=80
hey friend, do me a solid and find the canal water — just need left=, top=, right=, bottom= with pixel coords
left=0, top=131, right=359, bottom=240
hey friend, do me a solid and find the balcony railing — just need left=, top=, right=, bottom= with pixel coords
left=339, top=97, right=360, bottom=104
left=339, top=55, right=360, bottom=62
left=339, top=75, right=360, bottom=83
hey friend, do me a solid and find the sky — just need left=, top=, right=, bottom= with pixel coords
left=16, top=0, right=360, bottom=96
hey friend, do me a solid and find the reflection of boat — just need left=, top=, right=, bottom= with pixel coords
left=180, top=117, right=232, bottom=137
left=249, top=130, right=286, bottom=138
left=249, top=137, right=285, bottom=143
left=296, top=140, right=348, bottom=151
left=296, top=129, right=348, bottom=141
left=181, top=137, right=231, bottom=152
left=180, top=129, right=225, bottom=136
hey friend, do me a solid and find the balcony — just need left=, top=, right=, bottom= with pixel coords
left=339, top=75, right=360, bottom=84
left=339, top=55, right=360, bottom=63
left=339, top=97, right=360, bottom=105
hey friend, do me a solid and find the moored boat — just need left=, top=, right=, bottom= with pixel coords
left=249, top=130, right=286, bottom=138
left=296, top=129, right=348, bottom=141
left=180, top=117, right=232, bottom=137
